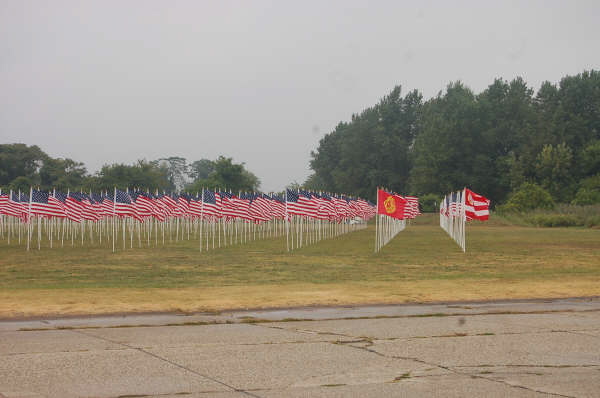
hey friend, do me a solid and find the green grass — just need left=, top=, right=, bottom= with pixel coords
left=1, top=214, right=599, bottom=291
left=495, top=204, right=600, bottom=228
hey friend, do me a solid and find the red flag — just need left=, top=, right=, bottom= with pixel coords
left=464, top=188, right=490, bottom=221
left=377, top=189, right=406, bottom=220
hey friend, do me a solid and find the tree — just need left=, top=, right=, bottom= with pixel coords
left=535, top=143, right=575, bottom=202
left=38, top=158, right=88, bottom=190
left=188, top=159, right=215, bottom=182
left=152, top=156, right=188, bottom=191
left=572, top=175, right=600, bottom=205
left=8, top=176, right=35, bottom=192
left=94, top=160, right=171, bottom=191
left=580, top=140, right=600, bottom=177
left=0, top=143, right=47, bottom=187
left=187, top=156, right=260, bottom=192
left=310, top=86, right=422, bottom=200
left=499, top=183, right=555, bottom=212
left=410, top=82, right=477, bottom=196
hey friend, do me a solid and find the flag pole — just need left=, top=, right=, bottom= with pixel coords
left=27, top=187, right=32, bottom=251
left=462, top=187, right=466, bottom=253
left=374, top=187, right=379, bottom=253
left=285, top=189, right=289, bottom=252
left=112, top=187, right=116, bottom=253
left=200, top=189, right=204, bottom=252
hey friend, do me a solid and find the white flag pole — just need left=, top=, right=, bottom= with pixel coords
left=27, top=187, right=32, bottom=251
left=375, top=188, right=379, bottom=253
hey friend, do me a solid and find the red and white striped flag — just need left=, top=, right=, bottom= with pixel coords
left=464, top=188, right=490, bottom=221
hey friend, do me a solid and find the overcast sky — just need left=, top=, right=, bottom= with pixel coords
left=1, top=1, right=599, bottom=191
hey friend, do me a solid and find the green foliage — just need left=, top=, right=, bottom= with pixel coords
left=496, top=204, right=600, bottom=228
left=8, top=176, right=34, bottom=192
left=309, top=70, right=600, bottom=205
left=0, top=143, right=46, bottom=187
left=419, top=193, right=441, bottom=213
left=188, top=159, right=215, bottom=181
left=0, top=143, right=261, bottom=194
left=410, top=82, right=477, bottom=196
left=572, top=175, right=600, bottom=205
left=93, top=160, right=171, bottom=191
left=310, top=86, right=422, bottom=199
left=525, top=214, right=581, bottom=227
left=39, top=158, right=88, bottom=190
left=303, top=174, right=327, bottom=191
left=535, top=143, right=574, bottom=202
left=152, top=156, right=188, bottom=191
left=499, top=183, right=555, bottom=212
left=580, top=140, right=600, bottom=176
left=187, top=156, right=260, bottom=192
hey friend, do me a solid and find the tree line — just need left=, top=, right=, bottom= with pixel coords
left=3, top=70, right=598, bottom=207
left=308, top=70, right=600, bottom=207
left=0, top=146, right=260, bottom=193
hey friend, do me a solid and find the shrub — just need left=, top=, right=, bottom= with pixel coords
left=499, top=183, right=555, bottom=212
left=572, top=175, right=600, bottom=205
left=420, top=193, right=441, bottom=213
left=524, top=214, right=581, bottom=227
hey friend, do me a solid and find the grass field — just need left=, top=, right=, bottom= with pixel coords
left=1, top=214, right=599, bottom=317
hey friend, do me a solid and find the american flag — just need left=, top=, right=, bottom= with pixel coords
left=248, top=193, right=271, bottom=222
left=332, top=195, right=350, bottom=221
left=61, top=192, right=83, bottom=222
left=100, top=193, right=115, bottom=218
left=114, top=189, right=140, bottom=220
left=285, top=189, right=302, bottom=218
left=405, top=196, right=420, bottom=219
left=448, top=193, right=459, bottom=217
left=0, top=193, right=8, bottom=216
left=316, top=193, right=336, bottom=221
left=355, top=198, right=375, bottom=220
left=297, top=190, right=320, bottom=218
left=131, top=191, right=154, bottom=219
left=160, top=194, right=178, bottom=212
left=77, top=193, right=102, bottom=221
left=232, top=193, right=252, bottom=221
left=30, top=190, right=66, bottom=218
left=87, top=193, right=104, bottom=220
left=269, top=194, right=286, bottom=219
left=220, top=191, right=249, bottom=220
left=2, top=191, right=27, bottom=219
left=173, top=194, right=190, bottom=218
left=202, top=190, right=220, bottom=218
left=188, top=194, right=203, bottom=218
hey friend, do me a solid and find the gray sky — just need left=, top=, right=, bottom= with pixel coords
left=1, top=0, right=599, bottom=191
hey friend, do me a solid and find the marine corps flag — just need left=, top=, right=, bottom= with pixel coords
left=377, top=189, right=406, bottom=220
left=375, top=189, right=409, bottom=253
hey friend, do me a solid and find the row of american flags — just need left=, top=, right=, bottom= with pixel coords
left=0, top=189, right=376, bottom=224
left=0, top=188, right=376, bottom=252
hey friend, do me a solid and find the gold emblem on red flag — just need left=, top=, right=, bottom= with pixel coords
left=383, top=196, right=396, bottom=214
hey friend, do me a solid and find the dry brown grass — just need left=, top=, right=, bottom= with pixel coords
left=2, top=278, right=599, bottom=318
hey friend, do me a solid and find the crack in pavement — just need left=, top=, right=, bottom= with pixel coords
left=69, top=329, right=263, bottom=398
left=343, top=339, right=576, bottom=398
left=6, top=306, right=600, bottom=332
left=258, top=323, right=578, bottom=398
left=565, top=330, right=600, bottom=340
left=453, top=364, right=600, bottom=369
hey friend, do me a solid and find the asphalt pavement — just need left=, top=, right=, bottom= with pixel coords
left=1, top=297, right=599, bottom=397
